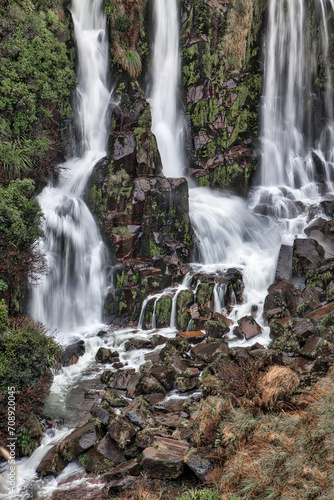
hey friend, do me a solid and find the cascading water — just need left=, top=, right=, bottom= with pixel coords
left=149, top=0, right=185, bottom=178
left=252, top=0, right=334, bottom=216
left=31, top=0, right=110, bottom=332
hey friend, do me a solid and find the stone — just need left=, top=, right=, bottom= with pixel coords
left=85, top=435, right=124, bottom=473
left=104, top=459, right=139, bottom=481
left=184, top=449, right=213, bottom=482
left=102, top=388, right=128, bottom=407
left=204, top=320, right=230, bottom=338
left=176, top=375, right=200, bottom=393
left=108, top=416, right=138, bottom=449
left=306, top=301, right=334, bottom=319
left=91, top=405, right=112, bottom=426
left=190, top=341, right=230, bottom=362
left=300, top=336, right=334, bottom=358
left=264, top=279, right=306, bottom=318
left=237, top=316, right=262, bottom=340
left=101, top=369, right=136, bottom=389
left=137, top=376, right=166, bottom=395
left=36, top=446, right=66, bottom=476
left=293, top=238, right=325, bottom=275
left=61, top=340, right=85, bottom=367
left=95, top=347, right=114, bottom=363
left=126, top=373, right=141, bottom=398
left=57, top=421, right=97, bottom=462
left=142, top=437, right=190, bottom=479
left=150, top=366, right=175, bottom=391
left=275, top=244, right=293, bottom=280
left=104, top=476, right=140, bottom=495
left=177, top=330, right=205, bottom=343
left=124, top=339, right=153, bottom=351
left=125, top=408, right=155, bottom=429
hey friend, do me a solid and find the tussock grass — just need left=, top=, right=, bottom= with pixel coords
left=258, top=366, right=300, bottom=409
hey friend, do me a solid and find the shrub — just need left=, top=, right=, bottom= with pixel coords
left=0, top=321, right=61, bottom=393
left=115, top=13, right=132, bottom=32
left=121, top=49, right=142, bottom=78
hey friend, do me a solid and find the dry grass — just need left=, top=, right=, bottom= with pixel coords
left=223, top=0, right=254, bottom=73
left=258, top=366, right=300, bottom=409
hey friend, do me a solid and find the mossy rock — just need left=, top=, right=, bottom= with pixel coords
left=155, top=296, right=172, bottom=328
left=205, top=320, right=230, bottom=339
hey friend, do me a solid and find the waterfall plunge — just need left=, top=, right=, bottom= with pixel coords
left=150, top=0, right=185, bottom=178
left=31, top=0, right=110, bottom=332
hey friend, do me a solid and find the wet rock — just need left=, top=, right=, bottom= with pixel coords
left=302, top=286, right=321, bottom=311
left=124, top=339, right=153, bottom=351
left=126, top=373, right=141, bottom=398
left=61, top=340, right=85, bottom=367
left=190, top=341, right=230, bottom=362
left=125, top=408, right=156, bottom=429
left=264, top=279, right=306, bottom=318
left=177, top=330, right=205, bottom=343
left=104, top=459, right=139, bottom=481
left=176, top=375, right=200, bottom=393
left=160, top=337, right=190, bottom=364
left=102, top=388, right=128, bottom=407
left=275, top=244, right=293, bottom=280
left=306, top=301, right=334, bottom=319
left=36, top=447, right=66, bottom=476
left=184, top=449, right=213, bottom=482
left=57, top=421, right=97, bottom=462
left=108, top=416, right=139, bottom=449
left=104, top=476, right=140, bottom=495
left=136, top=428, right=161, bottom=448
left=101, top=369, right=136, bottom=389
left=142, top=437, right=190, bottom=479
left=137, top=375, right=166, bottom=396
left=85, top=435, right=124, bottom=473
left=250, top=349, right=283, bottom=369
left=150, top=366, right=175, bottom=391
left=293, top=238, right=325, bottom=275
left=204, top=320, right=230, bottom=338
left=300, top=336, right=334, bottom=358
left=97, top=330, right=108, bottom=338
left=91, top=405, right=112, bottom=426
left=237, top=316, right=262, bottom=340
left=95, top=347, right=117, bottom=363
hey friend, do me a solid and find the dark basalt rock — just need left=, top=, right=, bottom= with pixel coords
left=61, top=340, right=85, bottom=367
left=293, top=238, right=325, bottom=276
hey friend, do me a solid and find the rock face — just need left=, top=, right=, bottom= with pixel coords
left=181, top=0, right=266, bottom=194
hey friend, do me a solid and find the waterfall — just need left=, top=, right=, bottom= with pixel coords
left=31, top=0, right=110, bottom=332
left=149, top=0, right=185, bottom=178
left=259, top=0, right=334, bottom=191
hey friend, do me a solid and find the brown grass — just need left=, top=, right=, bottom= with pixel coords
left=258, top=366, right=300, bottom=409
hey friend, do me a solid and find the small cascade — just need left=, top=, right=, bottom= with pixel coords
left=213, top=283, right=226, bottom=314
left=31, top=0, right=111, bottom=332
left=170, top=273, right=193, bottom=329
left=149, top=0, right=185, bottom=178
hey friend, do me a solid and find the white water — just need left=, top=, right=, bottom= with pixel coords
left=31, top=0, right=110, bottom=332
left=149, top=0, right=185, bottom=178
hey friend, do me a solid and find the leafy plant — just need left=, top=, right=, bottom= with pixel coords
left=121, top=49, right=142, bottom=78
left=115, top=14, right=131, bottom=32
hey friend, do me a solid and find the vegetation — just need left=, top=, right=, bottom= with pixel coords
left=0, top=0, right=75, bottom=182
left=0, top=179, right=45, bottom=314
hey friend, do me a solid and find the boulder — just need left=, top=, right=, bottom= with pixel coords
left=101, top=369, right=136, bottom=389
left=264, top=279, right=306, bottom=318
left=293, top=238, right=325, bottom=276
left=104, top=459, right=139, bottom=481
left=204, top=320, right=230, bottom=338
left=102, top=388, right=128, bottom=407
left=142, top=437, right=190, bottom=479
left=300, top=336, right=334, bottom=358
left=108, top=416, right=139, bottom=450
left=61, top=340, right=85, bottom=367
left=95, top=347, right=117, bottom=363
left=190, top=341, right=230, bottom=362
left=184, top=449, right=213, bottom=482
left=150, top=366, right=175, bottom=391
left=237, top=316, right=262, bottom=340
left=85, top=435, right=124, bottom=473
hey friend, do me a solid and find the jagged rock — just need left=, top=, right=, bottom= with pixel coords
left=136, top=428, right=161, bottom=448
left=124, top=339, right=153, bottom=351
left=250, top=349, right=283, bottom=369
left=204, top=320, right=230, bottom=338
left=142, top=437, right=190, bottom=479
left=270, top=332, right=301, bottom=356
left=300, top=336, right=334, bottom=358
left=293, top=238, right=325, bottom=275
left=306, top=301, right=334, bottom=319
left=237, top=316, right=262, bottom=340
left=36, top=447, right=66, bottom=476
left=264, top=279, right=306, bottom=318
left=125, top=408, right=156, bottom=429
left=103, top=476, right=140, bottom=495
left=61, top=340, right=85, bottom=367
left=91, top=405, right=113, bottom=425
left=176, top=375, right=200, bottom=393
left=101, top=369, right=136, bottom=389
left=184, top=449, right=213, bottom=482
left=102, top=388, right=128, bottom=407
left=150, top=366, right=175, bottom=391
left=104, top=459, right=139, bottom=481
left=108, top=416, right=139, bottom=450
left=136, top=376, right=166, bottom=395
left=190, top=341, right=230, bottom=362
left=85, top=435, right=124, bottom=473
left=126, top=373, right=141, bottom=398
left=95, top=347, right=118, bottom=363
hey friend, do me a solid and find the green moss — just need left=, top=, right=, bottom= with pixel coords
left=196, top=283, right=213, bottom=305
left=155, top=296, right=172, bottom=327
